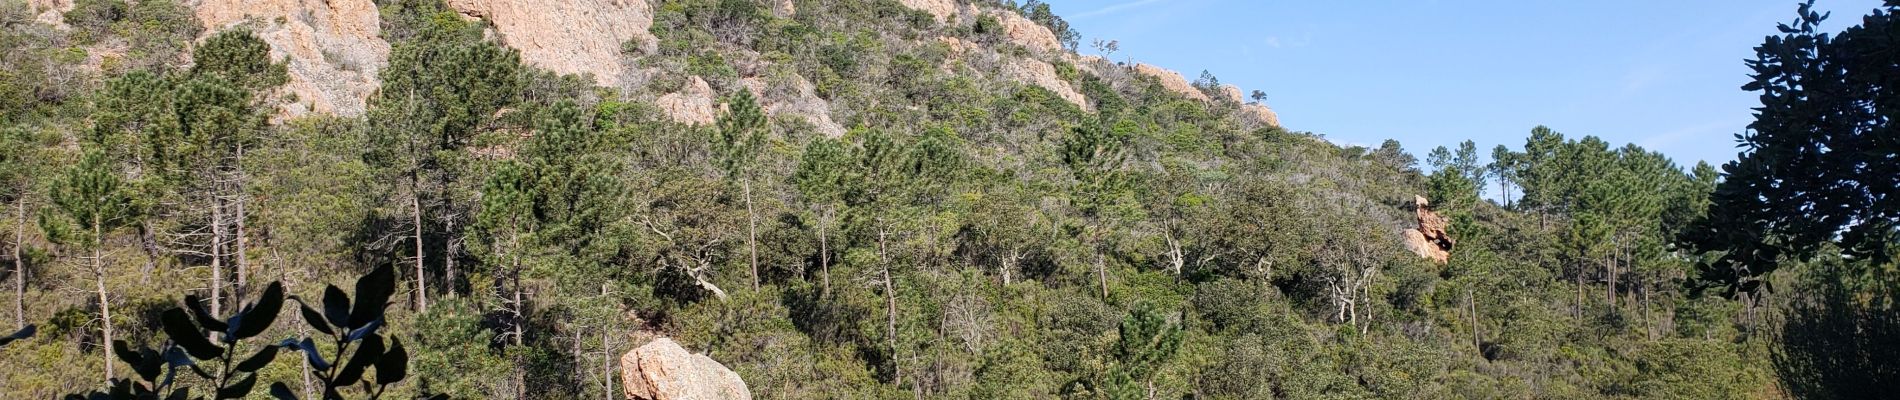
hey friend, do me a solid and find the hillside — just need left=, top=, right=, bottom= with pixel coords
left=0, top=0, right=1892, bottom=399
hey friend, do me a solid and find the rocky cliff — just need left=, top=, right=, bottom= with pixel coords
left=36, top=0, right=1279, bottom=130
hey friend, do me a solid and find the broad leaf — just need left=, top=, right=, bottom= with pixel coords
left=332, top=334, right=384, bottom=387
left=322, top=285, right=350, bottom=330
left=235, top=345, right=278, bottom=373
left=290, top=297, right=334, bottom=336
left=184, top=295, right=228, bottom=333
left=216, top=374, right=257, bottom=399
left=268, top=382, right=297, bottom=400
left=0, top=324, right=34, bottom=347
left=376, top=338, right=408, bottom=384
left=231, top=281, right=285, bottom=340
left=347, top=265, right=395, bottom=329
left=160, top=309, right=223, bottom=360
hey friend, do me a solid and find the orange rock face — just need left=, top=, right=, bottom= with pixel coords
left=1403, top=195, right=1454, bottom=264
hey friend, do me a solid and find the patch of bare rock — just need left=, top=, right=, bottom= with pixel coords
left=620, top=337, right=751, bottom=400
left=1402, top=195, right=1454, bottom=264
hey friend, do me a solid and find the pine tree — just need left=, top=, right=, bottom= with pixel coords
left=369, top=10, right=523, bottom=311
left=713, top=89, right=767, bottom=291
left=45, top=151, right=133, bottom=384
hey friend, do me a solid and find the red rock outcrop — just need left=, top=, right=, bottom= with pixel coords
left=1403, top=195, right=1454, bottom=264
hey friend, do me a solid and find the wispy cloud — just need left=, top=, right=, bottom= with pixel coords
left=1640, top=120, right=1732, bottom=150
left=1263, top=33, right=1312, bottom=49
left=1072, top=0, right=1169, bottom=20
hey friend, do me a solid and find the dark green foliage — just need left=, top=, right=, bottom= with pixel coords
left=1067, top=303, right=1183, bottom=399
left=278, top=266, right=420, bottom=400
left=191, top=29, right=290, bottom=92
left=5, top=0, right=1889, bottom=398
left=46, top=151, right=132, bottom=245
left=1685, top=1, right=1900, bottom=295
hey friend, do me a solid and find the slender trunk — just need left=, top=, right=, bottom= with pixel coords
left=94, top=221, right=114, bottom=382
left=411, top=178, right=427, bottom=313
left=1095, top=252, right=1108, bottom=299
left=572, top=328, right=583, bottom=383
left=235, top=145, right=248, bottom=302
left=818, top=215, right=830, bottom=297
left=1641, top=277, right=1653, bottom=341
left=446, top=218, right=458, bottom=299
left=299, top=302, right=313, bottom=400
left=1362, top=268, right=1374, bottom=334
left=511, top=240, right=524, bottom=347
left=1604, top=256, right=1615, bottom=308
left=745, top=179, right=759, bottom=290
left=13, top=200, right=25, bottom=329
left=211, top=195, right=225, bottom=316
left=878, top=228, right=899, bottom=387
left=1468, top=289, right=1481, bottom=354
left=602, top=329, right=614, bottom=400
left=137, top=222, right=158, bottom=283
left=1002, top=250, right=1018, bottom=286
left=1164, top=231, right=1183, bottom=275
left=1574, top=256, right=1584, bottom=318
left=1498, top=180, right=1511, bottom=209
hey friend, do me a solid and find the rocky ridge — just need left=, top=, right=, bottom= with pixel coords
left=35, top=0, right=1278, bottom=129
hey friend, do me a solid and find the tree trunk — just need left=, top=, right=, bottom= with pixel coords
left=94, top=222, right=114, bottom=383
left=1574, top=257, right=1584, bottom=318
left=136, top=222, right=159, bottom=283
left=818, top=215, right=830, bottom=297
left=1095, top=252, right=1108, bottom=299
left=445, top=218, right=457, bottom=300
left=1164, top=231, right=1184, bottom=275
left=1604, top=256, right=1615, bottom=308
left=511, top=246, right=524, bottom=347
left=878, top=229, right=899, bottom=387
left=745, top=179, right=759, bottom=291
left=602, top=329, right=614, bottom=400
left=411, top=180, right=427, bottom=313
left=1469, top=289, right=1481, bottom=354
left=298, top=301, right=314, bottom=399
left=1641, top=277, right=1653, bottom=341
left=13, top=200, right=25, bottom=329
left=235, top=145, right=248, bottom=302
left=210, top=195, right=225, bottom=316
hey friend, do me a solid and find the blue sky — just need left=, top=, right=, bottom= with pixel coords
left=1044, top=0, right=1887, bottom=168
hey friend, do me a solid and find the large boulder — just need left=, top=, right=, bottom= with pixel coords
left=621, top=338, right=750, bottom=400
left=656, top=76, right=718, bottom=126
left=1402, top=195, right=1453, bottom=264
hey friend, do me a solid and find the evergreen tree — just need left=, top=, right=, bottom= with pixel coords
left=713, top=89, right=767, bottom=291
left=44, top=151, right=133, bottom=384
left=368, top=9, right=523, bottom=312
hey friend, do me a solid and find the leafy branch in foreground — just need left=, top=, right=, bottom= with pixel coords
left=56, top=266, right=437, bottom=400
left=276, top=265, right=434, bottom=400
left=62, top=281, right=285, bottom=400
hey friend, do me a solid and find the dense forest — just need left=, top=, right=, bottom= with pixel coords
left=0, top=0, right=1893, bottom=398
